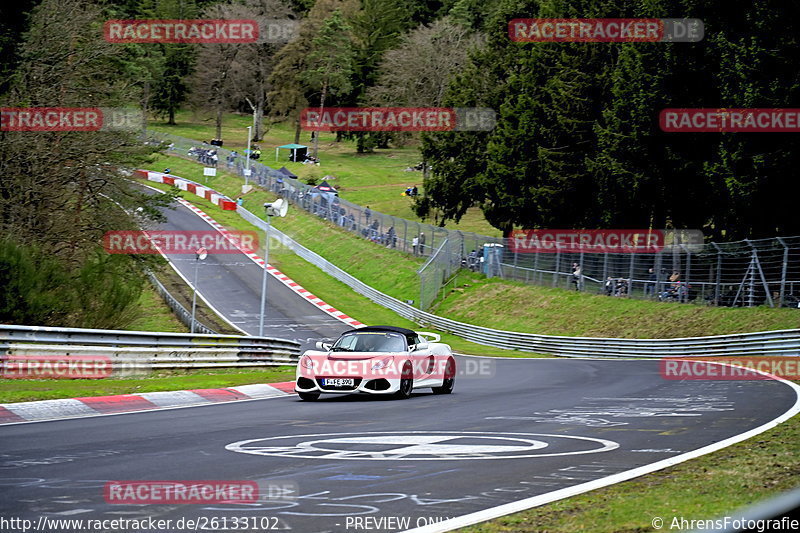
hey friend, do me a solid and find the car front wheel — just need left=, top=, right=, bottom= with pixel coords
left=394, top=362, right=413, bottom=400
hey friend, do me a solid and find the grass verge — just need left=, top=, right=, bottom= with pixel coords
left=0, top=367, right=296, bottom=403
left=126, top=284, right=188, bottom=333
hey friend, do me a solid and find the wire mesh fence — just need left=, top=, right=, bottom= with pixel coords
left=416, top=237, right=466, bottom=311
left=147, top=131, right=800, bottom=311
left=498, top=237, right=800, bottom=309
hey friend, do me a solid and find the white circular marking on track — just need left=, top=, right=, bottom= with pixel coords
left=225, top=431, right=619, bottom=460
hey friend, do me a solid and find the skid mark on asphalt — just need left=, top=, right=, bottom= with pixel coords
left=486, top=395, right=735, bottom=427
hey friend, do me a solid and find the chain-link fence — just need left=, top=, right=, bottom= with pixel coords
left=416, top=237, right=466, bottom=311
left=148, top=131, right=800, bottom=310
left=498, top=237, right=800, bottom=308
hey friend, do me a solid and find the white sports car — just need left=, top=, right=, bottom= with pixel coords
left=295, top=326, right=456, bottom=400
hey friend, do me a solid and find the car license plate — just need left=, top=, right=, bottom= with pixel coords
left=322, top=378, right=354, bottom=387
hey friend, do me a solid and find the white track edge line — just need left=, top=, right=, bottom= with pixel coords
left=401, top=363, right=800, bottom=533
left=171, top=194, right=363, bottom=328
left=139, top=183, right=249, bottom=335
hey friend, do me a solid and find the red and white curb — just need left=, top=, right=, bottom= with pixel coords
left=172, top=192, right=365, bottom=330
left=136, top=168, right=364, bottom=328
left=0, top=382, right=296, bottom=425
left=134, top=170, right=238, bottom=211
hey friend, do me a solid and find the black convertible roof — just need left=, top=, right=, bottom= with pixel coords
left=342, top=325, right=417, bottom=336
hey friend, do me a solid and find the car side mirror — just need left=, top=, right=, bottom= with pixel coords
left=316, top=341, right=332, bottom=351
left=414, top=343, right=429, bottom=351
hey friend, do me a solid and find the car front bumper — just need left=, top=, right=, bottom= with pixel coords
left=295, top=376, right=401, bottom=395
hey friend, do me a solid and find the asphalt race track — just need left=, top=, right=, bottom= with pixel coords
left=4, top=190, right=797, bottom=532
left=1, top=358, right=798, bottom=532
left=147, top=190, right=348, bottom=348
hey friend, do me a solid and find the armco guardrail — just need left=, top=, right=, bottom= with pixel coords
left=0, top=324, right=301, bottom=372
left=239, top=205, right=800, bottom=358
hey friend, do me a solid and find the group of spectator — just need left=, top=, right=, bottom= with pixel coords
left=464, top=249, right=483, bottom=271
left=402, top=186, right=419, bottom=197
left=188, top=146, right=219, bottom=166
left=658, top=270, right=690, bottom=302
left=291, top=192, right=427, bottom=254
left=604, top=276, right=630, bottom=297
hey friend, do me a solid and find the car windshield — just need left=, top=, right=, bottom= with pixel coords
left=331, top=332, right=406, bottom=353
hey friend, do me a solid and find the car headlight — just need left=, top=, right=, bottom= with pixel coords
left=301, top=356, right=314, bottom=370
left=371, top=357, right=393, bottom=370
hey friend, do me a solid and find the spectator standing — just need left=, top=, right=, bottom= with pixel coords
left=467, top=249, right=479, bottom=271
left=418, top=231, right=426, bottom=255
left=370, top=219, right=379, bottom=241
left=571, top=263, right=581, bottom=291
left=412, top=236, right=419, bottom=255
left=645, top=268, right=657, bottom=297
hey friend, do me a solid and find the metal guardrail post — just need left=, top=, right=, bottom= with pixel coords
left=553, top=250, right=560, bottom=287
left=682, top=244, right=691, bottom=303
left=712, top=243, right=722, bottom=305
left=627, top=253, right=635, bottom=297
left=778, top=237, right=789, bottom=307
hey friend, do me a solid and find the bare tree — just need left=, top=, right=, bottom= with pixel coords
left=366, top=17, right=485, bottom=108
left=229, top=0, right=295, bottom=142
left=187, top=3, right=248, bottom=141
